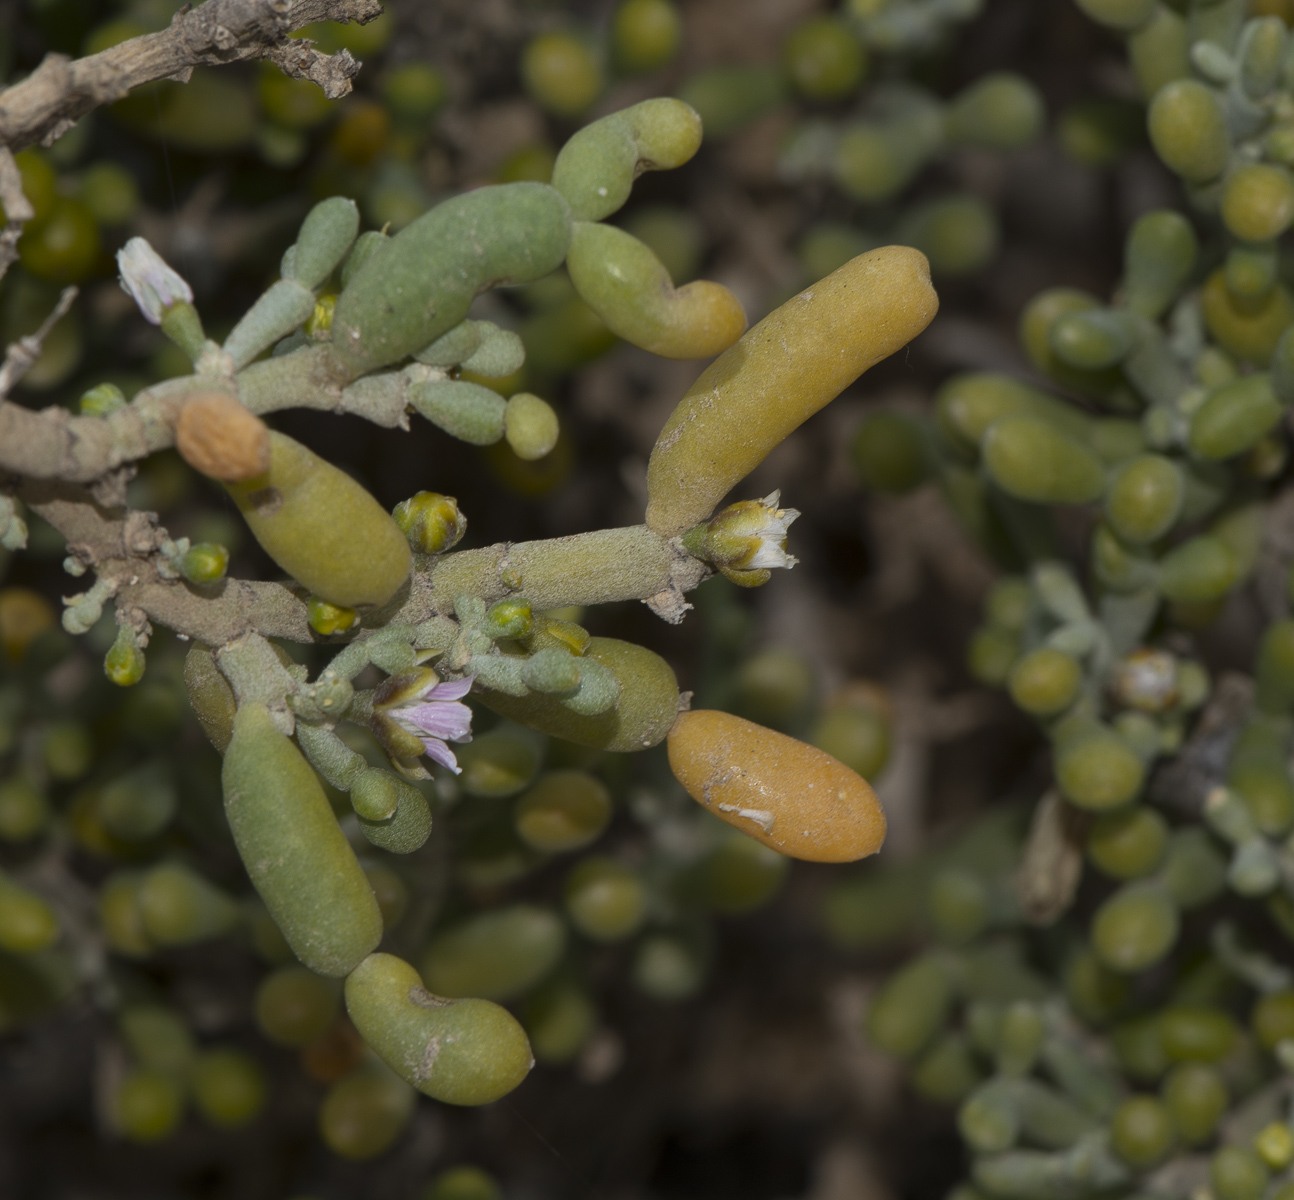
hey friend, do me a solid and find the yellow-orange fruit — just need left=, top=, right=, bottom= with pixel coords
left=645, top=246, right=937, bottom=536
left=175, top=393, right=271, bottom=482
left=666, top=709, right=886, bottom=862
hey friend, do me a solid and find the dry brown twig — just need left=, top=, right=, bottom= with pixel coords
left=0, top=0, right=383, bottom=155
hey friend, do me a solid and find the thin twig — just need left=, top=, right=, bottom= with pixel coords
left=0, top=0, right=382, bottom=154
left=0, top=287, right=78, bottom=396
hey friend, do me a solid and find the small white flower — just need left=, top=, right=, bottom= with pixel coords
left=116, top=237, right=193, bottom=325
left=742, top=492, right=800, bottom=570
left=688, top=490, right=801, bottom=586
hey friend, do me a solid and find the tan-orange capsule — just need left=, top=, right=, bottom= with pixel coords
left=667, top=710, right=886, bottom=863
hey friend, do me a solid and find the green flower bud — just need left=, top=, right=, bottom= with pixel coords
left=0, top=873, right=59, bottom=954
left=226, top=432, right=411, bottom=609
left=982, top=415, right=1106, bottom=505
left=1110, top=1095, right=1175, bottom=1168
left=867, top=953, right=953, bottom=1058
left=138, top=862, right=239, bottom=947
left=504, top=393, right=560, bottom=461
left=0, top=778, right=47, bottom=843
left=1161, top=1062, right=1228, bottom=1144
left=421, top=905, right=565, bottom=1001
left=1149, top=81, right=1229, bottom=183
left=523, top=979, right=597, bottom=1065
left=222, top=703, right=383, bottom=976
left=255, top=964, right=340, bottom=1047
left=319, top=1062, right=415, bottom=1159
left=521, top=31, right=603, bottom=118
left=392, top=491, right=467, bottom=556
left=945, top=73, right=1044, bottom=150
left=852, top=411, right=927, bottom=493
left=1222, top=164, right=1294, bottom=242
left=696, top=832, right=788, bottom=915
left=1008, top=648, right=1082, bottom=717
left=456, top=728, right=542, bottom=798
left=1189, top=375, right=1283, bottom=460
left=79, top=381, right=126, bottom=416
left=192, top=1049, right=267, bottom=1129
left=478, top=638, right=679, bottom=753
left=1201, top=268, right=1294, bottom=364
left=784, top=16, right=866, bottom=101
left=1212, top=1147, right=1271, bottom=1200
left=1049, top=309, right=1137, bottom=370
left=99, top=763, right=175, bottom=841
left=1127, top=7, right=1189, bottom=98
left=514, top=769, right=611, bottom=853
left=678, top=65, right=786, bottom=140
left=479, top=598, right=532, bottom=642
left=1086, top=806, right=1167, bottom=879
left=633, top=933, right=706, bottom=1000
left=1105, top=454, right=1183, bottom=543
left=1073, top=0, right=1155, bottom=30
left=612, top=0, right=681, bottom=72
left=1158, top=535, right=1238, bottom=603
left=104, top=624, right=146, bottom=687
left=176, top=541, right=229, bottom=585
left=113, top=1069, right=184, bottom=1144
left=1092, top=883, right=1179, bottom=972
left=565, top=857, right=647, bottom=942
left=1123, top=210, right=1198, bottom=319
left=307, top=596, right=358, bottom=637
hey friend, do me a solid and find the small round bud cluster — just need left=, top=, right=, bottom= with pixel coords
left=392, top=491, right=467, bottom=555
left=104, top=623, right=146, bottom=687
left=308, top=596, right=359, bottom=636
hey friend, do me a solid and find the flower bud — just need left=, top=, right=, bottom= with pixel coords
left=482, top=597, right=533, bottom=640
left=308, top=595, right=358, bottom=636
left=392, top=490, right=467, bottom=555
left=178, top=542, right=228, bottom=584
left=684, top=492, right=800, bottom=587
left=175, top=394, right=271, bottom=483
left=104, top=624, right=146, bottom=687
left=79, top=381, right=126, bottom=416
left=116, top=237, right=193, bottom=324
